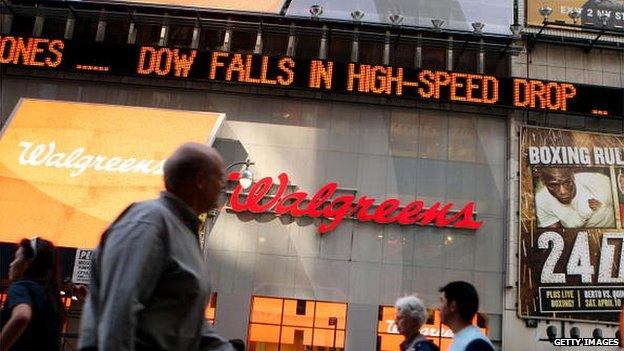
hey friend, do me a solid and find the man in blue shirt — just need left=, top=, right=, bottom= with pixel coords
left=439, top=281, right=494, bottom=351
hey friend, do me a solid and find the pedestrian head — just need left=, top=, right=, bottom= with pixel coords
left=394, top=295, right=428, bottom=338
left=540, top=167, right=576, bottom=204
left=163, top=143, right=225, bottom=214
left=9, top=237, right=62, bottom=314
left=438, top=281, right=479, bottom=326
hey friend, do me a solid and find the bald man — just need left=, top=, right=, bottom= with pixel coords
left=535, top=168, right=615, bottom=229
left=79, top=143, right=232, bottom=351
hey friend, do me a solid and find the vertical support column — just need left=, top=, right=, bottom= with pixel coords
left=253, top=24, right=262, bottom=54
left=158, top=18, right=169, bottom=47
left=414, top=34, right=422, bottom=68
left=127, top=20, right=137, bottom=44
left=286, top=23, right=296, bottom=56
left=446, top=36, right=454, bottom=71
left=33, top=13, right=44, bottom=37
left=478, top=38, right=485, bottom=74
left=382, top=30, right=391, bottom=65
left=221, top=19, right=232, bottom=51
left=344, top=304, right=378, bottom=351
left=64, top=16, right=75, bottom=40
left=318, top=25, right=328, bottom=60
left=1, top=13, right=13, bottom=34
left=95, top=9, right=107, bottom=42
left=351, top=27, right=359, bottom=63
left=191, top=24, right=201, bottom=49
left=214, top=292, right=251, bottom=343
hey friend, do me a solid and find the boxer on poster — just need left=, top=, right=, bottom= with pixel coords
left=535, top=167, right=615, bottom=229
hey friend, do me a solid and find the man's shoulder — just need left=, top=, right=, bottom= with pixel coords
left=413, top=340, right=440, bottom=351
left=464, top=338, right=495, bottom=351
left=111, top=198, right=170, bottom=228
left=535, top=185, right=554, bottom=206
left=575, top=172, right=609, bottom=184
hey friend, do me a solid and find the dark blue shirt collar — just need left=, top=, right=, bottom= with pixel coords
left=159, top=191, right=201, bottom=234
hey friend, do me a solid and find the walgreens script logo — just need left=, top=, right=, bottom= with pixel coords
left=17, top=141, right=165, bottom=178
left=228, top=172, right=483, bottom=234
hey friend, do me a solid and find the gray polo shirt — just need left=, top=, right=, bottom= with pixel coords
left=78, top=192, right=218, bottom=351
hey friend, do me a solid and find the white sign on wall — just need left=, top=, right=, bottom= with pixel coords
left=72, top=249, right=93, bottom=284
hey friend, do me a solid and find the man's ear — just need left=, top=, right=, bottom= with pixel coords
left=449, top=300, right=458, bottom=313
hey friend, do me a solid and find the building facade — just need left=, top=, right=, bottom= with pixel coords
left=0, top=1, right=622, bottom=351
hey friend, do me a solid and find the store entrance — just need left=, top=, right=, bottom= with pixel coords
left=248, top=296, right=347, bottom=351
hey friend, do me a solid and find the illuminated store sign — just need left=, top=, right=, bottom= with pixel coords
left=227, top=172, right=482, bottom=234
left=0, top=99, right=224, bottom=248
left=2, top=35, right=622, bottom=118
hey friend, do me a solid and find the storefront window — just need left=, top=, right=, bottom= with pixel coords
left=391, top=42, right=415, bottom=68
left=41, top=17, right=68, bottom=38
left=376, top=306, right=488, bottom=351
left=200, top=28, right=225, bottom=51
left=104, top=20, right=130, bottom=44
left=248, top=296, right=347, bottom=351
left=11, top=15, right=36, bottom=37
left=73, top=17, right=98, bottom=42
left=231, top=30, right=257, bottom=53
left=421, top=46, right=446, bottom=71
left=136, top=23, right=162, bottom=46
left=262, top=32, right=289, bottom=56
left=169, top=25, right=194, bottom=47
left=295, top=35, right=320, bottom=59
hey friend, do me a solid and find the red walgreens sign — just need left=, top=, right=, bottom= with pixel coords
left=227, top=172, right=483, bottom=234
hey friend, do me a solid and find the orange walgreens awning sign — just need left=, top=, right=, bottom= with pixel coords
left=0, top=99, right=224, bottom=248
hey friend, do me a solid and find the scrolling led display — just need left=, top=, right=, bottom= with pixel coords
left=2, top=35, right=623, bottom=118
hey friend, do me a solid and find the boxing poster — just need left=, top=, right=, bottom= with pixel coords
left=520, top=126, right=624, bottom=323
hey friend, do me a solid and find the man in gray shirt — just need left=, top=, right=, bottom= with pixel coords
left=79, top=143, right=232, bottom=351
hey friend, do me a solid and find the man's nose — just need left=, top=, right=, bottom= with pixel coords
left=558, top=185, right=569, bottom=195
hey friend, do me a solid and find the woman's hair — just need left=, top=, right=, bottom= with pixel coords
left=18, top=238, right=62, bottom=315
left=395, top=295, right=428, bottom=327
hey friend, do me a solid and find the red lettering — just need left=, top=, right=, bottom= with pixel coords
left=228, top=172, right=248, bottom=211
left=354, top=196, right=375, bottom=221
left=396, top=200, right=424, bottom=225
left=320, top=195, right=354, bottom=234
left=451, top=202, right=483, bottom=229
left=275, top=192, right=308, bottom=217
left=226, top=172, right=483, bottom=233
left=304, top=182, right=336, bottom=217
left=373, top=199, right=400, bottom=224
left=414, top=203, right=452, bottom=226
left=247, top=173, right=289, bottom=213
